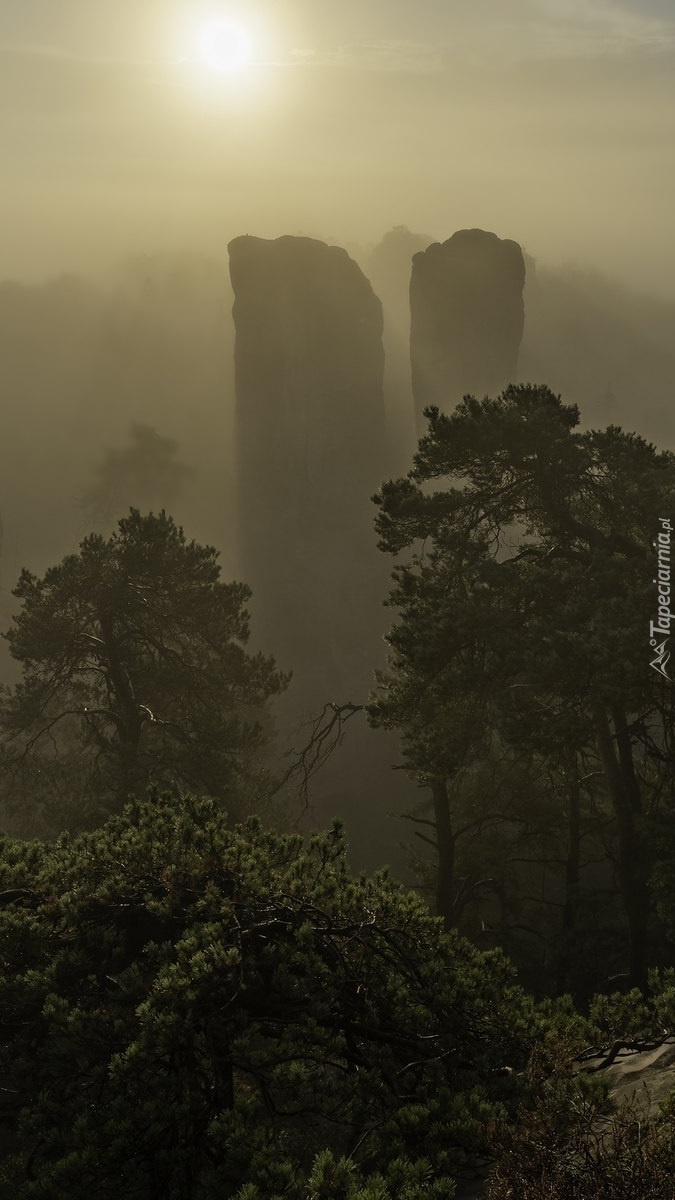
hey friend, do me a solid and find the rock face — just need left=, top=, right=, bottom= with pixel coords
left=410, top=229, right=526, bottom=432
left=229, top=234, right=416, bottom=878
left=594, top=1039, right=675, bottom=1117
left=228, top=234, right=386, bottom=705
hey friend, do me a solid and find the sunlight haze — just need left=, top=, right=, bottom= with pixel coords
left=1, top=0, right=674, bottom=292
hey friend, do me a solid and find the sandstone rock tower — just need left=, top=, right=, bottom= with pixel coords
left=228, top=234, right=386, bottom=705
left=410, top=229, right=526, bottom=433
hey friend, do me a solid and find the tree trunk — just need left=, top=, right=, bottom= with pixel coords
left=592, top=703, right=649, bottom=991
left=557, top=752, right=581, bottom=993
left=99, top=611, right=144, bottom=802
left=431, top=778, right=455, bottom=930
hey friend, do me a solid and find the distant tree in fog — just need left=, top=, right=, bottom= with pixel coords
left=0, top=510, right=287, bottom=834
left=78, top=424, right=194, bottom=531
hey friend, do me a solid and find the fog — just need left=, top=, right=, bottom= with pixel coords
left=3, top=1, right=675, bottom=292
left=2, top=240, right=675, bottom=861
left=0, top=256, right=235, bottom=600
left=3, top=0, right=675, bottom=867
left=4, top=243, right=674, bottom=603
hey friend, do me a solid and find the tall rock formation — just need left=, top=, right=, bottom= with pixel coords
left=228, top=234, right=386, bottom=707
left=229, top=234, right=415, bottom=876
left=410, top=229, right=526, bottom=432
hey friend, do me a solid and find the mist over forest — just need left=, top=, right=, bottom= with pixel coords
left=5, top=3, right=675, bottom=1196
left=4, top=239, right=675, bottom=600
left=3, top=224, right=675, bottom=1193
left=2, top=234, right=675, bottom=875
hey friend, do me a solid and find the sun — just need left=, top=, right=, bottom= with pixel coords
left=196, top=16, right=253, bottom=73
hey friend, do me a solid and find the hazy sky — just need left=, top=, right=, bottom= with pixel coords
left=2, top=0, right=675, bottom=292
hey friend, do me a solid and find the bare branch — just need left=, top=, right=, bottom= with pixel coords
left=274, top=702, right=364, bottom=816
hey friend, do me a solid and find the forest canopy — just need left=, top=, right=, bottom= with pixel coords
left=0, top=788, right=541, bottom=1199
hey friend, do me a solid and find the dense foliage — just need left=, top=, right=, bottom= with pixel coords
left=0, top=789, right=550, bottom=1199
left=0, top=510, right=287, bottom=833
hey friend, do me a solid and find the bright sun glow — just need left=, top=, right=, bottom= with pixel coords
left=196, top=17, right=253, bottom=73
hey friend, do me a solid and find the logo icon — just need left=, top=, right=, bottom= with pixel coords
left=650, top=637, right=671, bottom=680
